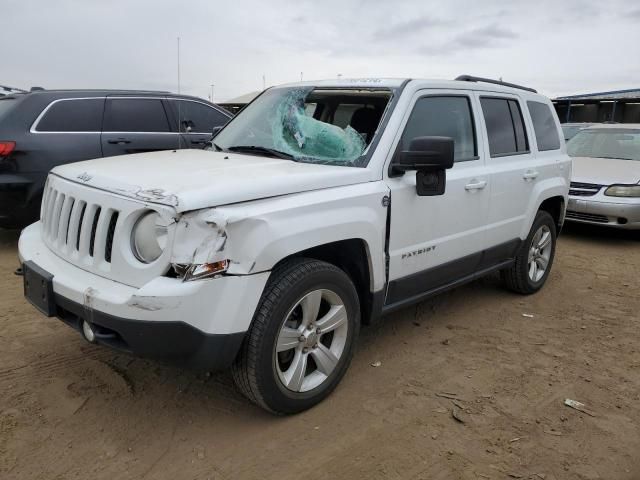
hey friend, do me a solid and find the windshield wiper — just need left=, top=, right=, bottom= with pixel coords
left=227, top=145, right=297, bottom=161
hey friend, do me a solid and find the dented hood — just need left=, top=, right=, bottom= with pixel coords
left=51, top=149, right=371, bottom=212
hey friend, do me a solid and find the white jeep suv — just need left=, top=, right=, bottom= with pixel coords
left=19, top=76, right=570, bottom=414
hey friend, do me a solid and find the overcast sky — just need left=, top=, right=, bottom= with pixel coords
left=3, top=0, right=639, bottom=101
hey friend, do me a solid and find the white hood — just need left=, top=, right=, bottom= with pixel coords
left=51, top=149, right=371, bottom=212
left=571, top=156, right=640, bottom=186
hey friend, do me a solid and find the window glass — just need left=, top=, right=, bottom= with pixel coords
left=481, top=98, right=523, bottom=156
left=176, top=100, right=229, bottom=133
left=104, top=99, right=170, bottom=132
left=509, top=100, right=528, bottom=151
left=37, top=98, right=103, bottom=132
left=400, top=96, right=476, bottom=162
left=567, top=128, right=640, bottom=161
left=528, top=101, right=561, bottom=151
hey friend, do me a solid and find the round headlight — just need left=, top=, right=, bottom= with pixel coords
left=131, top=211, right=169, bottom=264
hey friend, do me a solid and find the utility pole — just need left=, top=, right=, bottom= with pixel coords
left=210, top=84, right=215, bottom=102
left=262, top=74, right=266, bottom=90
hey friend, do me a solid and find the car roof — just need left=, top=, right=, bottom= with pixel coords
left=275, top=77, right=546, bottom=98
left=22, top=89, right=226, bottom=106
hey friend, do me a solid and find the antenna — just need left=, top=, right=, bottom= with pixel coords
left=176, top=37, right=182, bottom=150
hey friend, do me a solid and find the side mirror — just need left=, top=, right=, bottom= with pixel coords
left=391, top=136, right=455, bottom=196
left=211, top=125, right=223, bottom=138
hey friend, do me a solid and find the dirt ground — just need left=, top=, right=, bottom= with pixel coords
left=0, top=225, right=638, bottom=480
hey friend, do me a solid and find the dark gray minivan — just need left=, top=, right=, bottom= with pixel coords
left=0, top=90, right=231, bottom=228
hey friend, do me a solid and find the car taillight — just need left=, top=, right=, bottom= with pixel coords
left=0, top=141, right=15, bottom=156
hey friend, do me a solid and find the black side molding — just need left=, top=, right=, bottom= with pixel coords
left=455, top=75, right=537, bottom=94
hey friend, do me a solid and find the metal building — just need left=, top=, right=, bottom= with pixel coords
left=553, top=88, right=640, bottom=124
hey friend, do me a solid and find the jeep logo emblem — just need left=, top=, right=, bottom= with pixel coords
left=77, top=172, right=92, bottom=182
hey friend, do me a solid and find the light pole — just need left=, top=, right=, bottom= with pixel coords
left=210, top=84, right=215, bottom=102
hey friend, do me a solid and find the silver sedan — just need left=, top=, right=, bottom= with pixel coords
left=566, top=124, right=640, bottom=230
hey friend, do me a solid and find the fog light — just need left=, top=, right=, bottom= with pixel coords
left=82, top=321, right=96, bottom=343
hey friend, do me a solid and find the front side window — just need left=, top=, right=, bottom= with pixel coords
left=36, top=98, right=103, bottom=132
left=528, top=101, right=561, bottom=151
left=103, top=98, right=170, bottom=132
left=399, top=96, right=477, bottom=162
left=480, top=97, right=529, bottom=157
left=213, top=87, right=393, bottom=166
left=176, top=100, right=229, bottom=133
left=567, top=128, right=640, bottom=161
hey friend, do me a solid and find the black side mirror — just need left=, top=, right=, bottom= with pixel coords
left=391, top=136, right=455, bottom=196
left=211, top=125, right=223, bottom=138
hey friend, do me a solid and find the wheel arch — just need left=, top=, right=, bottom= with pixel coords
left=270, top=238, right=379, bottom=325
left=538, top=195, right=566, bottom=232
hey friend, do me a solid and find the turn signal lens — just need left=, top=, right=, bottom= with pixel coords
left=0, top=141, right=15, bottom=156
left=172, top=260, right=230, bottom=282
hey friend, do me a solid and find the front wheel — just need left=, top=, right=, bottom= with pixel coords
left=501, top=210, right=557, bottom=294
left=232, top=258, right=360, bottom=414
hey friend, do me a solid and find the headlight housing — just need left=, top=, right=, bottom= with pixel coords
left=131, top=211, right=169, bottom=263
left=604, top=184, right=640, bottom=198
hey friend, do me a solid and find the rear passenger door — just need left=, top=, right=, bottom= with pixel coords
left=476, top=94, right=538, bottom=252
left=101, top=97, right=179, bottom=157
left=169, top=99, right=230, bottom=148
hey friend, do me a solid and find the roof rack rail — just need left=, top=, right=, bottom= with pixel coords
left=455, top=75, right=537, bottom=93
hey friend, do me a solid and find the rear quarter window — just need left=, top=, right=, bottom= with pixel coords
left=527, top=101, right=561, bottom=151
left=36, top=98, right=104, bottom=132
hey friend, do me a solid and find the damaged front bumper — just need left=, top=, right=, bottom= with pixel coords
left=18, top=222, right=270, bottom=369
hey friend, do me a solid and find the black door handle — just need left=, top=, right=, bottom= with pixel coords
left=107, top=139, right=131, bottom=145
left=190, top=139, right=209, bottom=145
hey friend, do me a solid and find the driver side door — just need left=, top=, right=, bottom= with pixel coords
left=385, top=91, right=491, bottom=306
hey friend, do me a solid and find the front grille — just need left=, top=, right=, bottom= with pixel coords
left=569, top=182, right=603, bottom=197
left=41, top=185, right=119, bottom=266
left=566, top=210, right=609, bottom=223
left=39, top=174, right=174, bottom=288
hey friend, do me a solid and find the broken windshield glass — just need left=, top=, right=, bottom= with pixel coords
left=214, top=86, right=392, bottom=166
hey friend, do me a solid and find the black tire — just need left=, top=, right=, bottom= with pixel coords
left=231, top=258, right=360, bottom=414
left=501, top=210, right=557, bottom=294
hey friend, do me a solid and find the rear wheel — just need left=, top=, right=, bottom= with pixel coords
left=232, top=258, right=360, bottom=414
left=502, top=210, right=557, bottom=294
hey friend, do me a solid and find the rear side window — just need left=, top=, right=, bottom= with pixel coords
left=175, top=100, right=229, bottom=133
left=104, top=98, right=170, bottom=132
left=36, top=98, right=103, bottom=132
left=527, top=101, right=561, bottom=151
left=480, top=97, right=529, bottom=157
left=400, top=96, right=477, bottom=162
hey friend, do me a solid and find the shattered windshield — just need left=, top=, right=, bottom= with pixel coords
left=213, top=86, right=392, bottom=166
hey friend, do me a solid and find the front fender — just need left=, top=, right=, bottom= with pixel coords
left=172, top=182, right=390, bottom=292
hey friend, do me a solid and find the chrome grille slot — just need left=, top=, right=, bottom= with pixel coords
left=566, top=211, right=609, bottom=223
left=569, top=182, right=602, bottom=197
